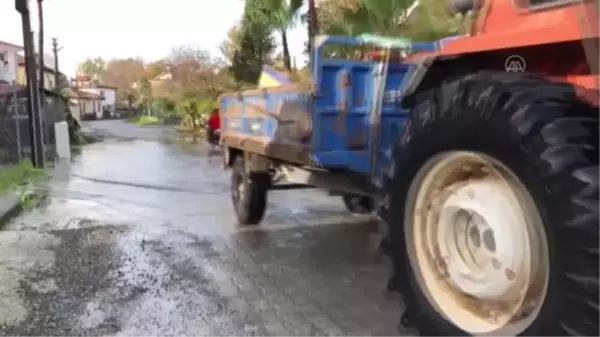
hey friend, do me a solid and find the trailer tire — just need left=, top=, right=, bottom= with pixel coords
left=382, top=72, right=598, bottom=336
left=342, top=194, right=374, bottom=214
left=231, top=156, right=269, bottom=225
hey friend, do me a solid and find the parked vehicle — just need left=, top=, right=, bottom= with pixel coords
left=218, top=0, right=598, bottom=335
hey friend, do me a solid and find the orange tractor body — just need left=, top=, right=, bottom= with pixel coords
left=404, top=0, right=599, bottom=106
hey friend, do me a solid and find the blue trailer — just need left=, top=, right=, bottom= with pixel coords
left=219, top=35, right=438, bottom=220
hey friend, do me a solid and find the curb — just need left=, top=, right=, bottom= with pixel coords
left=0, top=192, right=23, bottom=227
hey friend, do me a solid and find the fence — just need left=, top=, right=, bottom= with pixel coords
left=0, top=85, right=65, bottom=167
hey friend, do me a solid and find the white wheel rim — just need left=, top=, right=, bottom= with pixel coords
left=405, top=151, right=550, bottom=335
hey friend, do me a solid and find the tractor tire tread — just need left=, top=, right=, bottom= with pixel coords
left=382, top=71, right=598, bottom=336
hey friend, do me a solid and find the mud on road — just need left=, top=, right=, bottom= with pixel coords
left=0, top=120, right=406, bottom=336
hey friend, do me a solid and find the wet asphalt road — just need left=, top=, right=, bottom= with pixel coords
left=0, top=120, right=407, bottom=336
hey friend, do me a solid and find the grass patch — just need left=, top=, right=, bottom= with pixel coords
left=20, top=190, right=45, bottom=210
left=127, top=115, right=161, bottom=126
left=0, top=160, right=45, bottom=196
left=0, top=161, right=48, bottom=213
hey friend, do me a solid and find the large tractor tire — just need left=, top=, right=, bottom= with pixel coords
left=381, top=72, right=599, bottom=336
left=231, top=155, right=270, bottom=225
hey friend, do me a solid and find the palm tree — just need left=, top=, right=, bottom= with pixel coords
left=321, top=0, right=463, bottom=40
left=313, top=0, right=466, bottom=60
left=252, top=0, right=304, bottom=72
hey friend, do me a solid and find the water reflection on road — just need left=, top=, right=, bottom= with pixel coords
left=8, top=121, right=359, bottom=233
left=0, top=120, right=404, bottom=336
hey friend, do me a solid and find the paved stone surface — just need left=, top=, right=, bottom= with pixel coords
left=0, top=120, right=409, bottom=336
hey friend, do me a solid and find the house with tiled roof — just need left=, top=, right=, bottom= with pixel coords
left=0, top=39, right=68, bottom=94
left=66, top=86, right=104, bottom=121
left=0, top=40, right=24, bottom=84
left=15, top=53, right=66, bottom=92
left=70, top=74, right=117, bottom=119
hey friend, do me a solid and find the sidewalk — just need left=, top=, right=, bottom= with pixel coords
left=0, top=191, right=21, bottom=225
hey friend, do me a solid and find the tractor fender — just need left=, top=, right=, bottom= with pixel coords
left=400, top=53, right=479, bottom=110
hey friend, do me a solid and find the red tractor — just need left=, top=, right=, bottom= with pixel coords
left=217, top=0, right=596, bottom=334
left=380, top=0, right=598, bottom=335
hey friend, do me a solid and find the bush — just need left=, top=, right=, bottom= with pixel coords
left=152, top=98, right=178, bottom=119
left=127, top=115, right=161, bottom=125
left=176, top=97, right=217, bottom=129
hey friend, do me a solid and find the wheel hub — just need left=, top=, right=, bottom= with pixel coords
left=436, top=178, right=528, bottom=302
left=406, top=151, right=550, bottom=335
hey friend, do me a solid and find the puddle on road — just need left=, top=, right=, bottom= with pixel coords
left=5, top=121, right=368, bottom=240
left=4, top=135, right=233, bottom=231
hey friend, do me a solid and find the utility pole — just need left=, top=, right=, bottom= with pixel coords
left=51, top=37, right=63, bottom=123
left=52, top=37, right=61, bottom=92
left=37, top=0, right=45, bottom=91
left=15, top=0, right=45, bottom=168
left=307, top=0, right=318, bottom=71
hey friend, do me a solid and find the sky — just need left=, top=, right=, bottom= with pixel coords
left=0, top=0, right=308, bottom=78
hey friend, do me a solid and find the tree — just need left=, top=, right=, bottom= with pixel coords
left=151, top=98, right=176, bottom=117
left=230, top=0, right=276, bottom=84
left=218, top=24, right=244, bottom=65
left=145, top=60, right=170, bottom=79
left=167, top=45, right=216, bottom=93
left=400, top=0, right=468, bottom=41
left=249, top=0, right=304, bottom=72
left=136, top=76, right=152, bottom=114
left=77, top=57, right=105, bottom=78
left=100, top=58, right=146, bottom=101
left=230, top=29, right=272, bottom=84
left=316, top=0, right=464, bottom=56
left=321, top=0, right=418, bottom=36
left=177, top=99, right=202, bottom=129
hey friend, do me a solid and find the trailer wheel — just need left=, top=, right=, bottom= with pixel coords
left=382, top=72, right=598, bottom=336
left=342, top=194, right=374, bottom=214
left=231, top=156, right=269, bottom=225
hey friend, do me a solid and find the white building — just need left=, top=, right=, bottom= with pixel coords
left=0, top=40, right=23, bottom=84
left=78, top=86, right=116, bottom=117
left=97, top=85, right=117, bottom=115
left=68, top=87, right=103, bottom=120
left=71, top=75, right=117, bottom=118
